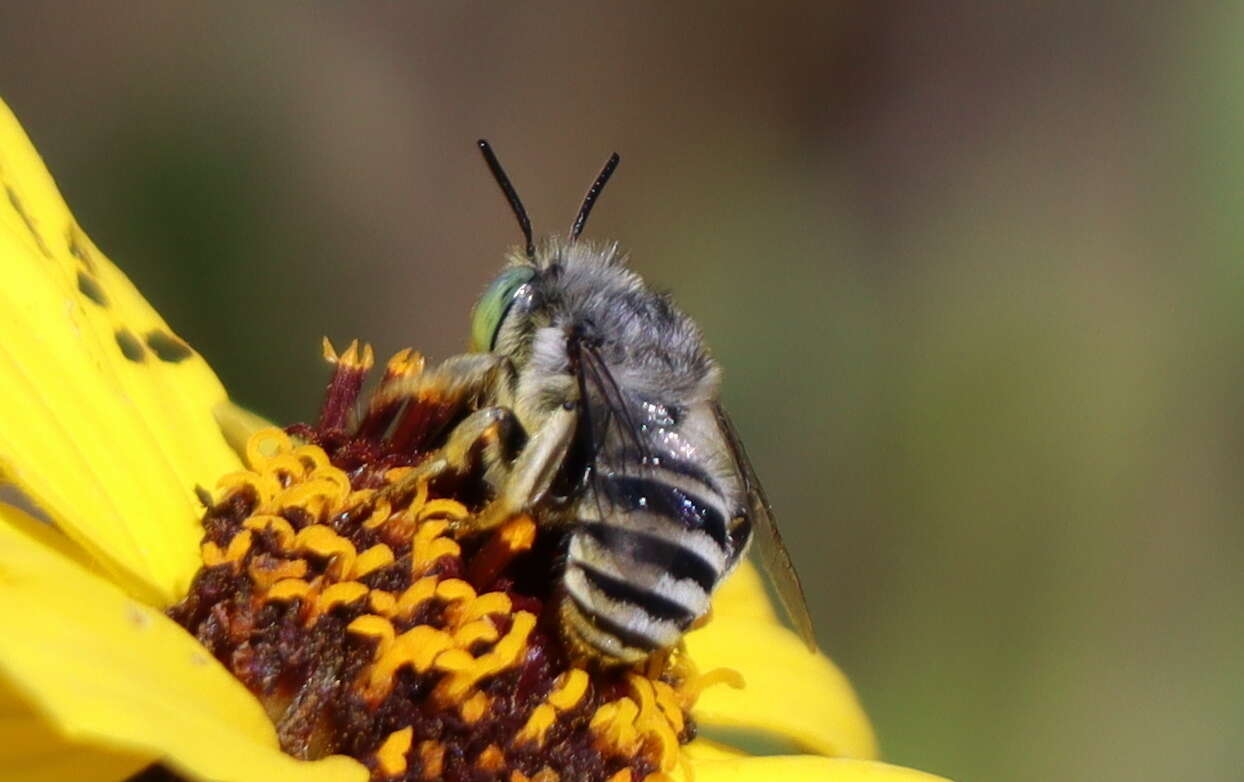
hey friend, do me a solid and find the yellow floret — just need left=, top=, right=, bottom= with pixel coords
left=375, top=726, right=413, bottom=777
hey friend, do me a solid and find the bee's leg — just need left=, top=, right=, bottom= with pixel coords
left=381, top=405, right=520, bottom=502
left=383, top=404, right=573, bottom=534
left=368, top=353, right=515, bottom=417
left=440, top=406, right=523, bottom=489
left=371, top=353, right=515, bottom=502
left=467, top=404, right=578, bottom=533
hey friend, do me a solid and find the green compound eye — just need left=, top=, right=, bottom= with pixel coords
left=470, top=265, right=536, bottom=352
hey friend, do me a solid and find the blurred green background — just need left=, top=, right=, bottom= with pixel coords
left=2, top=4, right=1240, bottom=780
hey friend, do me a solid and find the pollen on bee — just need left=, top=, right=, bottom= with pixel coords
left=167, top=347, right=733, bottom=782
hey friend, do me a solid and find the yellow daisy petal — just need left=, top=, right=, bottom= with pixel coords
left=689, top=752, right=952, bottom=781
left=0, top=680, right=150, bottom=782
left=0, top=512, right=366, bottom=782
left=0, top=496, right=99, bottom=577
left=682, top=739, right=954, bottom=780
left=689, top=560, right=878, bottom=759
left=710, top=559, right=781, bottom=625
left=0, top=96, right=243, bottom=605
left=681, top=738, right=750, bottom=762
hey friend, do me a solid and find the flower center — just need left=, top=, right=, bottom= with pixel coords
left=169, top=341, right=731, bottom=782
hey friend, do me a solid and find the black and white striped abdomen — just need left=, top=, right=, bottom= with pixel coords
left=560, top=462, right=739, bottom=664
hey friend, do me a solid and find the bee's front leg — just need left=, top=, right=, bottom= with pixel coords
left=374, top=354, right=575, bottom=535
left=369, top=353, right=515, bottom=414
left=373, top=353, right=516, bottom=496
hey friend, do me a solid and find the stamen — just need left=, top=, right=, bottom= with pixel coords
left=200, top=529, right=252, bottom=569
left=265, top=578, right=313, bottom=603
left=651, top=681, right=685, bottom=735
left=454, top=618, right=500, bottom=647
left=460, top=691, right=490, bottom=724
left=263, top=453, right=309, bottom=483
left=627, top=675, right=681, bottom=773
left=374, top=727, right=412, bottom=778
left=477, top=745, right=506, bottom=772
left=246, top=428, right=294, bottom=471
left=295, top=524, right=357, bottom=579
left=412, top=521, right=462, bottom=574
left=313, top=581, right=369, bottom=617
left=367, top=625, right=454, bottom=700
left=352, top=544, right=396, bottom=578
left=216, top=470, right=280, bottom=510
left=347, top=614, right=397, bottom=654
left=360, top=496, right=393, bottom=530
left=396, top=576, right=439, bottom=618
left=243, top=515, right=297, bottom=548
left=515, top=703, right=557, bottom=746
left=247, top=555, right=307, bottom=590
left=368, top=590, right=398, bottom=616
left=417, top=499, right=471, bottom=523
left=461, top=592, right=513, bottom=623
left=547, top=669, right=590, bottom=711
left=293, top=443, right=333, bottom=472
left=678, top=667, right=745, bottom=704
left=417, top=740, right=445, bottom=780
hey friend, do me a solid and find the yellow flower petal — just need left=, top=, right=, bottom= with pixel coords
left=0, top=97, right=243, bottom=605
left=685, top=743, right=952, bottom=782
left=710, top=558, right=781, bottom=625
left=683, top=738, right=748, bottom=761
left=0, top=680, right=150, bottom=782
left=0, top=494, right=100, bottom=577
left=690, top=561, right=878, bottom=759
left=0, top=510, right=366, bottom=782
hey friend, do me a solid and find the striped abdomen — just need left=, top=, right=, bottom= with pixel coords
left=560, top=463, right=742, bottom=664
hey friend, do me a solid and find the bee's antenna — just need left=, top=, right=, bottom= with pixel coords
left=477, top=139, right=534, bottom=259
left=570, top=152, right=620, bottom=241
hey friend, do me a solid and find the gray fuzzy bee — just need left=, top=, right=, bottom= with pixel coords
left=373, top=142, right=814, bottom=665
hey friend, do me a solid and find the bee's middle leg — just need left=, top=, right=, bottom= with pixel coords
left=382, top=403, right=576, bottom=535
left=468, top=404, right=578, bottom=533
left=441, top=406, right=524, bottom=490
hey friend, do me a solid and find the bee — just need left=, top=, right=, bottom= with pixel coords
left=372, top=141, right=815, bottom=664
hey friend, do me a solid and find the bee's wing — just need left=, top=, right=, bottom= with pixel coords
left=713, top=404, right=818, bottom=651
left=568, top=337, right=652, bottom=511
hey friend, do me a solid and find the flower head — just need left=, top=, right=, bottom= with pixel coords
left=0, top=97, right=951, bottom=782
left=170, top=344, right=704, bottom=781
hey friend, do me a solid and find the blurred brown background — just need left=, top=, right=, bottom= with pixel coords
left=2, top=3, right=1239, bottom=780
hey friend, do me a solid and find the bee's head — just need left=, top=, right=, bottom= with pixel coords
left=469, top=139, right=621, bottom=359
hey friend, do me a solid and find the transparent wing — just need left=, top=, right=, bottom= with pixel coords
left=567, top=337, right=653, bottom=519
left=569, top=336, right=730, bottom=589
left=713, top=403, right=818, bottom=651
left=578, top=344, right=648, bottom=465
